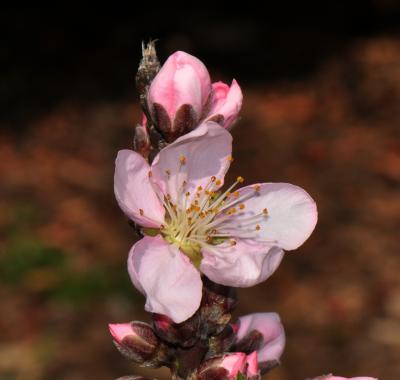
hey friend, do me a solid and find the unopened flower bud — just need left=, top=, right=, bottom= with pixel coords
left=200, top=277, right=237, bottom=336
left=133, top=115, right=151, bottom=158
left=198, top=353, right=247, bottom=380
left=233, top=313, right=285, bottom=374
left=152, top=312, right=201, bottom=348
left=205, top=80, right=243, bottom=129
left=147, top=51, right=211, bottom=142
left=245, top=352, right=260, bottom=379
left=109, top=322, right=159, bottom=364
left=136, top=41, right=160, bottom=98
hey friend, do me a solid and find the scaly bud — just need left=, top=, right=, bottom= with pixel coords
left=109, top=322, right=160, bottom=365
left=133, top=115, right=151, bottom=158
left=136, top=40, right=160, bottom=97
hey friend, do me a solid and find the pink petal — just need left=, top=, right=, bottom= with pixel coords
left=237, top=313, right=285, bottom=363
left=127, top=235, right=202, bottom=323
left=200, top=239, right=284, bottom=287
left=220, top=353, right=247, bottom=379
left=108, top=323, right=134, bottom=344
left=245, top=351, right=259, bottom=377
left=148, top=51, right=211, bottom=119
left=231, top=183, right=317, bottom=250
left=208, top=79, right=243, bottom=128
left=114, top=150, right=165, bottom=228
left=151, top=122, right=232, bottom=205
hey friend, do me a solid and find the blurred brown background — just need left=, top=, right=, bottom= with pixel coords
left=1, top=4, right=399, bottom=380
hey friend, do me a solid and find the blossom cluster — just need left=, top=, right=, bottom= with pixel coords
left=108, top=43, right=377, bottom=380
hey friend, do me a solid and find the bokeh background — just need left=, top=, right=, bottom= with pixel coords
left=1, top=4, right=400, bottom=379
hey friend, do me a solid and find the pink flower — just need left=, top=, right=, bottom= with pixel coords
left=205, top=80, right=243, bottom=129
left=235, top=312, right=285, bottom=364
left=114, top=122, right=317, bottom=323
left=147, top=51, right=242, bottom=140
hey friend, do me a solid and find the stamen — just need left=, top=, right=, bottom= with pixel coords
left=179, top=155, right=186, bottom=165
left=139, top=209, right=144, bottom=216
left=237, top=176, right=244, bottom=183
left=148, top=170, right=152, bottom=178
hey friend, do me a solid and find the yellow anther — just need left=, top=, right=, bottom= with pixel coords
left=148, top=171, right=153, bottom=178
left=233, top=191, right=240, bottom=198
left=194, top=200, right=199, bottom=205
left=230, top=239, right=237, bottom=246
left=216, top=179, right=222, bottom=186
left=254, top=184, right=261, bottom=192
left=179, top=155, right=186, bottom=164
left=239, top=203, right=245, bottom=210
left=197, top=186, right=203, bottom=191
left=185, top=191, right=190, bottom=197
left=200, top=212, right=206, bottom=219
left=263, top=208, right=268, bottom=215
left=227, top=155, right=234, bottom=162
left=255, top=224, right=261, bottom=231
left=139, top=209, right=144, bottom=216
left=237, top=176, right=244, bottom=183
left=225, top=191, right=231, bottom=197
left=227, top=207, right=237, bottom=215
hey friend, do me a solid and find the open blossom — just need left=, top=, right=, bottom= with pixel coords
left=147, top=51, right=242, bottom=141
left=235, top=312, right=285, bottom=364
left=114, top=122, right=317, bottom=323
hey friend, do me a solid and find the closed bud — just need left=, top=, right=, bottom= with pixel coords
left=133, top=115, right=151, bottom=158
left=136, top=41, right=160, bottom=97
left=200, top=277, right=237, bottom=336
left=152, top=312, right=201, bottom=348
left=232, top=313, right=285, bottom=374
left=109, top=322, right=159, bottom=365
left=147, top=51, right=211, bottom=142
left=198, top=353, right=247, bottom=380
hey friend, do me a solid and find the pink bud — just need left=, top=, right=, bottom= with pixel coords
left=206, top=79, right=243, bottom=129
left=245, top=351, right=259, bottom=378
left=236, top=312, right=285, bottom=363
left=109, top=323, right=135, bottom=344
left=220, top=353, right=247, bottom=379
left=147, top=51, right=211, bottom=140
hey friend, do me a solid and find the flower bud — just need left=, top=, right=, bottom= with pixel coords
left=109, top=322, right=159, bottom=364
left=147, top=51, right=212, bottom=141
left=245, top=352, right=259, bottom=379
left=198, top=353, right=247, bottom=380
left=152, top=312, right=201, bottom=348
left=133, top=115, right=151, bottom=158
left=233, top=312, right=285, bottom=373
left=206, top=80, right=243, bottom=129
left=136, top=41, right=160, bottom=98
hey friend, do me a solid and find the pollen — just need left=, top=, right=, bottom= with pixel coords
left=148, top=170, right=153, bottom=178
left=139, top=209, right=144, bottom=216
left=179, top=155, right=186, bottom=164
left=239, top=203, right=245, bottom=210
left=230, top=239, right=237, bottom=246
left=216, top=179, right=222, bottom=186
left=237, top=176, right=244, bottom=183
left=227, top=155, right=234, bottom=162
left=255, top=224, right=261, bottom=231
left=254, top=184, right=261, bottom=192
left=197, top=186, right=203, bottom=191
left=233, top=191, right=240, bottom=198
left=263, top=208, right=268, bottom=215
left=185, top=191, right=190, bottom=197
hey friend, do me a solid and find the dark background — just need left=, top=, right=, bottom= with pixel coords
left=1, top=4, right=400, bottom=379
